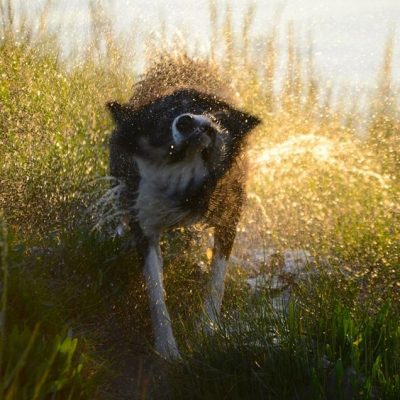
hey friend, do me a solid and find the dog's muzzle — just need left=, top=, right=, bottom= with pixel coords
left=172, top=113, right=215, bottom=150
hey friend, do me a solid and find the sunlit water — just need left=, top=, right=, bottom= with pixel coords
left=90, top=132, right=393, bottom=275
left=17, top=1, right=395, bottom=273
left=232, top=132, right=394, bottom=269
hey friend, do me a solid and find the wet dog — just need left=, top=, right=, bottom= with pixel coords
left=107, top=79, right=260, bottom=359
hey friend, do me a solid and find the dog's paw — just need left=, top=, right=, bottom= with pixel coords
left=196, top=302, right=221, bottom=335
left=196, top=315, right=219, bottom=336
left=155, top=338, right=181, bottom=361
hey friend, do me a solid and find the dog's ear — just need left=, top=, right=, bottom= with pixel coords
left=107, top=101, right=144, bottom=153
left=215, top=106, right=261, bottom=138
left=226, top=108, right=261, bottom=136
left=107, top=101, right=135, bottom=126
left=196, top=91, right=261, bottom=137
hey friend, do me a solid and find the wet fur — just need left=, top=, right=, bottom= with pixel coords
left=107, top=58, right=260, bottom=359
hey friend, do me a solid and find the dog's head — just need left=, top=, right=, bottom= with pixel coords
left=107, top=88, right=260, bottom=168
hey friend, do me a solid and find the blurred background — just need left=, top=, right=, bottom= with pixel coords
left=28, top=0, right=400, bottom=87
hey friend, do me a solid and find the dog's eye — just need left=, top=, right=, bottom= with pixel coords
left=175, top=114, right=196, bottom=134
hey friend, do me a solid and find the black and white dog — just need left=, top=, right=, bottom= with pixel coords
left=107, top=88, right=260, bottom=359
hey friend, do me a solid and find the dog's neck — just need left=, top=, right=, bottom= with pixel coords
left=135, top=154, right=208, bottom=195
left=133, top=154, right=210, bottom=235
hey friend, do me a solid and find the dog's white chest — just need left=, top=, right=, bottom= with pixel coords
left=134, top=156, right=208, bottom=234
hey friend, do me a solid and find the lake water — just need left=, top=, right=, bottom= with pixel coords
left=36, top=0, right=400, bottom=89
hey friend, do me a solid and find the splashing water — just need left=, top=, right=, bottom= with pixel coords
left=87, top=177, right=132, bottom=236
left=254, top=134, right=390, bottom=189
left=88, top=131, right=396, bottom=277
left=232, top=133, right=395, bottom=270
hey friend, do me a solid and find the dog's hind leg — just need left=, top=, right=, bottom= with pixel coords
left=134, top=226, right=180, bottom=360
left=203, top=223, right=237, bottom=329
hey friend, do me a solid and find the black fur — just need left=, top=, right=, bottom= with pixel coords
left=107, top=87, right=260, bottom=357
left=108, top=89, right=260, bottom=229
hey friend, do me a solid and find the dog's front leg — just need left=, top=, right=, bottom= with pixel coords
left=141, top=233, right=180, bottom=359
left=203, top=225, right=236, bottom=329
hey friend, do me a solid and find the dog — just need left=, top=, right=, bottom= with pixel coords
left=106, top=61, right=260, bottom=359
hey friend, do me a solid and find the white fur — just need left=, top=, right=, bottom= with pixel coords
left=134, top=155, right=208, bottom=235
left=143, top=244, right=180, bottom=359
left=203, top=249, right=228, bottom=328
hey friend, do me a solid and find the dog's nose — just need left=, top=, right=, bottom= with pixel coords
left=175, top=114, right=197, bottom=135
left=172, top=113, right=214, bottom=147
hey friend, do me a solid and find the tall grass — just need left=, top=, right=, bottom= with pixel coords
left=0, top=0, right=399, bottom=398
